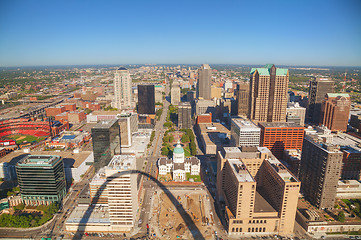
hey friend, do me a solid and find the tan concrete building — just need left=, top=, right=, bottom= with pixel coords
left=171, top=80, right=181, bottom=105
left=211, top=86, right=222, bottom=99
left=197, top=64, right=212, bottom=99
left=249, top=64, right=289, bottom=123
left=217, top=146, right=300, bottom=236
left=196, top=122, right=230, bottom=155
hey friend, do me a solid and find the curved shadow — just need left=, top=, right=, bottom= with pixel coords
left=66, top=169, right=205, bottom=240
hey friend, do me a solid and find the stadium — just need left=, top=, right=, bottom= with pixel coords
left=0, top=118, right=69, bottom=144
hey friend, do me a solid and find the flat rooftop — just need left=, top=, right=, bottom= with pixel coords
left=258, top=122, right=303, bottom=128
left=106, top=154, right=136, bottom=170
left=17, top=155, right=61, bottom=167
left=231, top=118, right=260, bottom=131
left=66, top=205, right=110, bottom=224
left=93, top=119, right=118, bottom=129
left=198, top=122, right=230, bottom=146
left=0, top=150, right=93, bottom=168
left=267, top=158, right=299, bottom=182
left=254, top=191, right=277, bottom=213
left=228, top=159, right=254, bottom=183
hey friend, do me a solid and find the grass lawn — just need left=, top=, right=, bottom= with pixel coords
left=5, top=135, right=45, bottom=144
left=186, top=172, right=201, bottom=182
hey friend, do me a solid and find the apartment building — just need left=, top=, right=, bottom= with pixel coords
left=216, top=146, right=300, bottom=236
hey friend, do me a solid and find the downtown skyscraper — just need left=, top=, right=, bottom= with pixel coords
left=114, top=67, right=132, bottom=110
left=197, top=64, right=212, bottom=100
left=249, top=64, right=289, bottom=122
left=307, top=77, right=334, bottom=124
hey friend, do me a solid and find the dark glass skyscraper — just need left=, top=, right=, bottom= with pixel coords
left=16, top=155, right=66, bottom=206
left=138, top=85, right=155, bottom=114
left=91, top=119, right=120, bottom=170
left=307, top=77, right=334, bottom=124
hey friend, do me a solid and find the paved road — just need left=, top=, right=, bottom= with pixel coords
left=133, top=79, right=170, bottom=238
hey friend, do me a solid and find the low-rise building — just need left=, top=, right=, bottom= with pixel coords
left=196, top=122, right=230, bottom=155
left=158, top=142, right=200, bottom=181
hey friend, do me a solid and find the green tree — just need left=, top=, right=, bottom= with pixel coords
left=337, top=211, right=345, bottom=222
left=161, top=147, right=169, bottom=156
left=190, top=142, right=197, bottom=156
left=181, top=134, right=190, bottom=143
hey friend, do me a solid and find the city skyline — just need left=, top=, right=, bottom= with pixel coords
left=0, top=0, right=360, bottom=67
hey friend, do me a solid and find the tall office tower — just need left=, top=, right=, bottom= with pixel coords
left=105, top=155, right=138, bottom=232
left=258, top=122, right=304, bottom=159
left=230, top=117, right=260, bottom=147
left=299, top=136, right=343, bottom=209
left=237, top=82, right=250, bottom=117
left=249, top=64, right=289, bottom=123
left=118, top=112, right=138, bottom=148
left=137, top=85, right=155, bottom=114
left=114, top=67, right=132, bottom=110
left=178, top=102, right=192, bottom=129
left=321, top=93, right=351, bottom=132
left=197, top=64, right=212, bottom=99
left=286, top=102, right=306, bottom=126
left=171, top=80, right=181, bottom=105
left=16, top=155, right=66, bottom=206
left=216, top=146, right=300, bottom=236
left=307, top=77, right=334, bottom=124
left=91, top=119, right=120, bottom=169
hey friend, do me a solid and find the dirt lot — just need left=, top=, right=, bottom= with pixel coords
left=150, top=189, right=215, bottom=239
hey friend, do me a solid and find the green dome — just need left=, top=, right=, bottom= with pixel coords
left=173, top=143, right=184, bottom=154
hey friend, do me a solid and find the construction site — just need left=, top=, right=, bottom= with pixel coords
left=149, top=189, right=215, bottom=239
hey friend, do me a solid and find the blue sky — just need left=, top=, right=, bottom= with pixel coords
left=0, top=0, right=360, bottom=67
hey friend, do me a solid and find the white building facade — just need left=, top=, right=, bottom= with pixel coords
left=230, top=117, right=261, bottom=147
left=158, top=142, right=200, bottom=182
left=113, top=67, right=132, bottom=110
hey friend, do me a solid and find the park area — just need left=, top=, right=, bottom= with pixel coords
left=2, top=134, right=45, bottom=144
left=0, top=202, right=59, bottom=228
left=161, top=129, right=197, bottom=158
left=149, top=189, right=215, bottom=239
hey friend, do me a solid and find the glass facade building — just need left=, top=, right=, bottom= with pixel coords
left=91, top=119, right=120, bottom=170
left=137, top=85, right=155, bottom=114
left=16, top=155, right=66, bottom=206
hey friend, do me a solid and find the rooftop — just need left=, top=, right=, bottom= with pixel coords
left=17, top=155, right=61, bottom=167
left=228, top=159, right=254, bottom=183
left=93, top=119, right=118, bottom=129
left=231, top=117, right=260, bottom=131
left=258, top=122, right=303, bottom=128
left=266, top=157, right=299, bottom=182
left=106, top=154, right=136, bottom=170
left=66, top=205, right=110, bottom=224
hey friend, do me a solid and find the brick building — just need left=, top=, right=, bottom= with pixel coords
left=321, top=93, right=351, bottom=132
left=46, top=106, right=66, bottom=117
left=258, top=122, right=304, bottom=159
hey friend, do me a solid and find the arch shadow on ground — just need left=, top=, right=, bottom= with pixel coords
left=59, top=169, right=205, bottom=240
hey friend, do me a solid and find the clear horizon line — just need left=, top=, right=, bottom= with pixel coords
left=1, top=63, right=361, bottom=68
